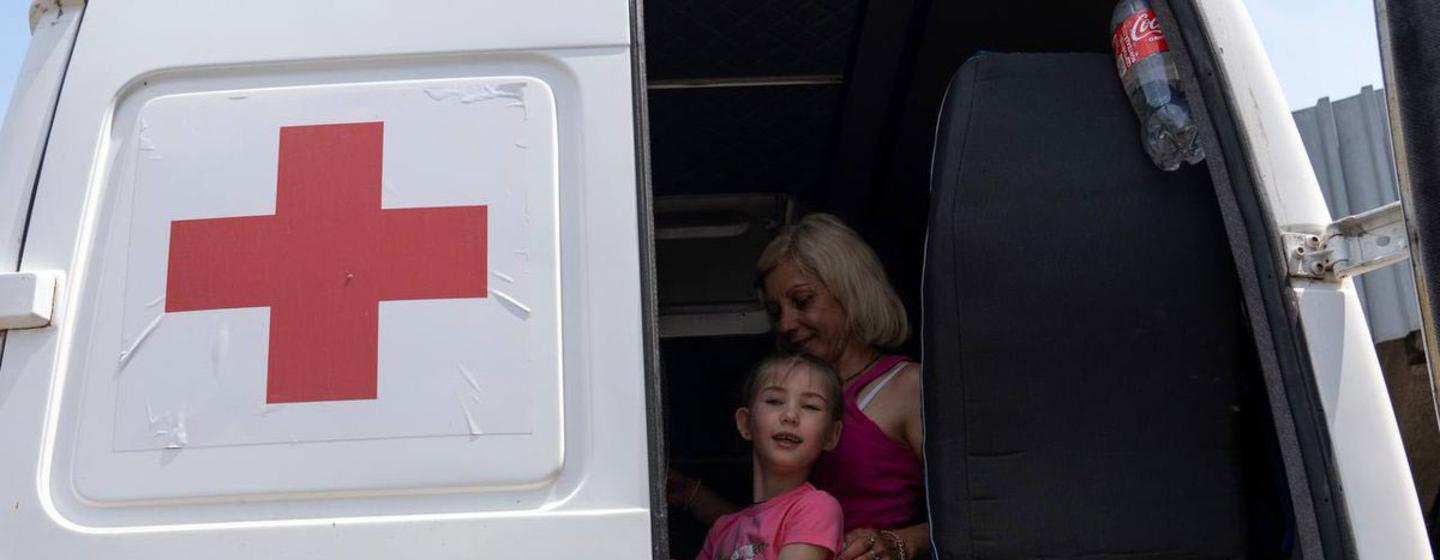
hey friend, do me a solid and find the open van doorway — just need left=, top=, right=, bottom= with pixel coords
left=638, top=0, right=1344, bottom=558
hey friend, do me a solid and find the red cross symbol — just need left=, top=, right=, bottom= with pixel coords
left=165, top=121, right=488, bottom=404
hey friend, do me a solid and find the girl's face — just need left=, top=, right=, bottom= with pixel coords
left=762, top=260, right=852, bottom=367
left=736, top=366, right=842, bottom=476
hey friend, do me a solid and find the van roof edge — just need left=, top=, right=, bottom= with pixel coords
left=28, top=0, right=83, bottom=34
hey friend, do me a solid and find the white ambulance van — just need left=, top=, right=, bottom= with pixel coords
left=1, top=0, right=1438, bottom=558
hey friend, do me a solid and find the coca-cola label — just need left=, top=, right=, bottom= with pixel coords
left=1112, top=8, right=1169, bottom=73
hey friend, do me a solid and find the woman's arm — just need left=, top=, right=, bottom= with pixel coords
left=898, top=362, right=924, bottom=459
left=837, top=363, right=930, bottom=560
left=894, top=363, right=929, bottom=558
left=892, top=523, right=929, bottom=559
left=837, top=524, right=929, bottom=560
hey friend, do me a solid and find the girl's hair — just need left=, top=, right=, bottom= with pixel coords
left=741, top=353, right=844, bottom=422
left=757, top=213, right=910, bottom=349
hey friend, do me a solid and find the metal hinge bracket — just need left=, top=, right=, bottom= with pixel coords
left=1284, top=201, right=1410, bottom=281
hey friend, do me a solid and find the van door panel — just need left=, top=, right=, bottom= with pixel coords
left=0, top=1, right=82, bottom=270
left=1191, top=0, right=1430, bottom=556
left=0, top=1, right=650, bottom=557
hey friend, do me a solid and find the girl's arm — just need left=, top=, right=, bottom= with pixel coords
left=777, top=543, right=837, bottom=560
left=667, top=469, right=740, bottom=525
left=686, top=482, right=740, bottom=526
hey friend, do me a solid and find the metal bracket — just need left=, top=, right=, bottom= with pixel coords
left=0, top=271, right=59, bottom=330
left=1284, top=201, right=1411, bottom=281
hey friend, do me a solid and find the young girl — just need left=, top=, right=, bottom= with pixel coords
left=696, top=354, right=847, bottom=560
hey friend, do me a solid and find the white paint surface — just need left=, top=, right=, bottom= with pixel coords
left=109, top=78, right=555, bottom=453
left=49, top=76, right=565, bottom=502
left=1295, top=280, right=1430, bottom=559
left=0, top=0, right=651, bottom=556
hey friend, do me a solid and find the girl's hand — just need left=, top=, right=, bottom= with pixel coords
left=665, top=468, right=698, bottom=507
left=665, top=468, right=738, bottom=525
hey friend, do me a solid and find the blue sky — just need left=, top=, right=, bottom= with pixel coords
left=0, top=0, right=1388, bottom=127
left=1246, top=0, right=1385, bottom=108
left=0, top=1, right=28, bottom=126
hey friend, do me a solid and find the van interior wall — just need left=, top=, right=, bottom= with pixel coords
left=645, top=0, right=1221, bottom=557
left=825, top=0, right=1120, bottom=337
left=645, top=0, right=865, bottom=552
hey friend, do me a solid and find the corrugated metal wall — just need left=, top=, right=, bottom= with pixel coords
left=1293, top=86, right=1422, bottom=343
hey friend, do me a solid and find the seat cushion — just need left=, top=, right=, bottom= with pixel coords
left=922, top=52, right=1249, bottom=559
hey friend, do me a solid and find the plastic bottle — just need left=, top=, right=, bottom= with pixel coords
left=1111, top=0, right=1205, bottom=170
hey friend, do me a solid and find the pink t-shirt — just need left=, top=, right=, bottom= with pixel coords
left=696, top=483, right=844, bottom=560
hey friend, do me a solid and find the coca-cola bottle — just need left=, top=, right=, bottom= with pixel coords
left=1111, top=0, right=1205, bottom=170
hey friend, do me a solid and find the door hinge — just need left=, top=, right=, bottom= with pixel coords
left=1283, top=201, right=1410, bottom=281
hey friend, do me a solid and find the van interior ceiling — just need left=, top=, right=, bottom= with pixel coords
left=645, top=0, right=1296, bottom=558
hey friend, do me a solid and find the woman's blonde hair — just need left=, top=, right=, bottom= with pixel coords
left=757, top=213, right=910, bottom=349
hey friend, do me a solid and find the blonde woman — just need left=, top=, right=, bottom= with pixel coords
left=673, top=214, right=928, bottom=560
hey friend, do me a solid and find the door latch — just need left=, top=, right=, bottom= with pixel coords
left=0, top=271, right=59, bottom=330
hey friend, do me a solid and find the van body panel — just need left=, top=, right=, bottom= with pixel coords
left=1192, top=0, right=1332, bottom=231
left=0, top=1, right=651, bottom=557
left=0, top=0, right=1431, bottom=557
left=1195, top=0, right=1430, bottom=556
left=1294, top=280, right=1430, bottom=559
left=68, top=75, right=566, bottom=506
left=0, top=2, right=80, bottom=270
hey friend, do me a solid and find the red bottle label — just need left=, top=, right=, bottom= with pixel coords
left=1112, top=8, right=1169, bottom=73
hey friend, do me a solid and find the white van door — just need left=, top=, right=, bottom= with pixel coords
left=0, top=1, right=655, bottom=558
left=1181, top=1, right=1430, bottom=557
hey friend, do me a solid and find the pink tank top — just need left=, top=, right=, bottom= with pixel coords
left=809, top=355, right=925, bottom=531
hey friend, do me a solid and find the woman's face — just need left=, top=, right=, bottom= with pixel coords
left=762, top=259, right=851, bottom=367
